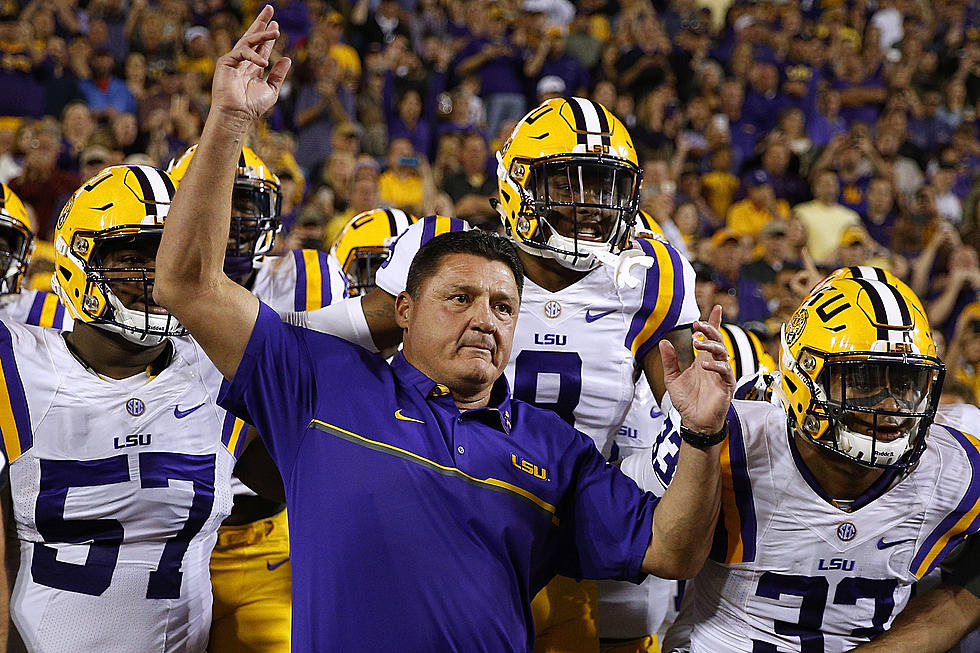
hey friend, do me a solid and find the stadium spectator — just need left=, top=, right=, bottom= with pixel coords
left=440, top=131, right=493, bottom=205
left=454, top=6, right=525, bottom=138
left=9, top=123, right=79, bottom=239
left=709, top=227, right=769, bottom=323
left=793, top=169, right=861, bottom=265
left=726, top=169, right=790, bottom=238
left=79, top=48, right=138, bottom=117
left=294, top=55, right=354, bottom=174
left=863, top=176, right=900, bottom=249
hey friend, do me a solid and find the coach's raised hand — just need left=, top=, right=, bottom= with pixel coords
left=156, top=6, right=291, bottom=380
left=212, top=5, right=291, bottom=131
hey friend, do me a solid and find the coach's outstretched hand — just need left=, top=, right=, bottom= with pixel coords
left=659, top=304, right=735, bottom=435
left=212, top=5, right=291, bottom=129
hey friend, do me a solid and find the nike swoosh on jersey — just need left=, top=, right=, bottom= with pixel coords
left=585, top=309, right=616, bottom=323
left=174, top=402, right=207, bottom=419
left=394, top=409, right=425, bottom=424
left=876, top=537, right=914, bottom=550
left=267, top=558, right=289, bottom=571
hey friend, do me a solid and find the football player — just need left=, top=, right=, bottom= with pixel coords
left=0, top=183, right=71, bottom=330
left=624, top=270, right=980, bottom=652
left=168, top=144, right=348, bottom=653
left=330, top=207, right=416, bottom=297
left=1, top=165, right=237, bottom=651
left=290, top=98, right=701, bottom=651
left=618, top=319, right=777, bottom=645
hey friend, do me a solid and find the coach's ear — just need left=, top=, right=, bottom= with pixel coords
left=395, top=291, right=413, bottom=330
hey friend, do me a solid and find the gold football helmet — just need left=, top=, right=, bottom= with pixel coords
left=721, top=323, right=776, bottom=380
left=496, top=97, right=642, bottom=271
left=0, top=184, right=35, bottom=296
left=331, top=208, right=416, bottom=296
left=168, top=144, right=281, bottom=277
left=51, top=165, right=184, bottom=344
left=779, top=269, right=944, bottom=469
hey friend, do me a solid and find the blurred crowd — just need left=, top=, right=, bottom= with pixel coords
left=6, top=0, right=980, bottom=404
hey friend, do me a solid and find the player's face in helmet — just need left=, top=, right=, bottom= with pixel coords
left=779, top=270, right=944, bottom=469
left=0, top=183, right=35, bottom=296
left=53, top=165, right=184, bottom=346
left=825, top=363, right=935, bottom=442
left=94, top=233, right=165, bottom=313
left=168, top=145, right=281, bottom=281
left=497, top=98, right=642, bottom=272
left=331, top=208, right=416, bottom=296
left=533, top=160, right=633, bottom=243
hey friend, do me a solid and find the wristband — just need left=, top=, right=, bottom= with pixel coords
left=679, top=419, right=729, bottom=449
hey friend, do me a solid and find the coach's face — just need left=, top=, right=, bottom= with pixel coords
left=396, top=253, right=519, bottom=404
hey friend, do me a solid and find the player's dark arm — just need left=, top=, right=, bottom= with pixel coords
left=1, top=485, right=26, bottom=653
left=284, top=287, right=404, bottom=354
left=155, top=8, right=288, bottom=380
left=234, top=429, right=286, bottom=503
left=360, top=288, right=403, bottom=351
left=642, top=326, right=696, bottom=403
left=640, top=306, right=733, bottom=578
left=0, top=484, right=7, bottom=652
left=850, top=582, right=980, bottom=652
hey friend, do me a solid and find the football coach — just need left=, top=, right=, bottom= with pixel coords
left=154, top=7, right=736, bottom=651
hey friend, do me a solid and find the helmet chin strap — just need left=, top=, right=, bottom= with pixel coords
left=835, top=424, right=911, bottom=467
left=100, top=292, right=179, bottom=346
left=92, top=320, right=170, bottom=346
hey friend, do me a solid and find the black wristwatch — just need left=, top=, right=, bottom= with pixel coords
left=678, top=419, right=729, bottom=449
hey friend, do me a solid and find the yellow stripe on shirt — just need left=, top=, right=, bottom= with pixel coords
left=630, top=238, right=678, bottom=357
left=39, top=293, right=60, bottom=328
left=434, top=214, right=453, bottom=237
left=0, top=355, right=23, bottom=461
left=226, top=417, right=247, bottom=456
left=914, top=429, right=980, bottom=577
left=302, top=249, right=323, bottom=310
left=310, top=418, right=559, bottom=524
left=719, top=439, right=744, bottom=563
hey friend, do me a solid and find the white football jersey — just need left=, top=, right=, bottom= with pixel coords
left=375, top=215, right=700, bottom=638
left=252, top=248, right=348, bottom=314
left=0, top=289, right=73, bottom=330
left=2, top=320, right=237, bottom=652
left=627, top=388, right=980, bottom=652
left=936, top=403, right=980, bottom=433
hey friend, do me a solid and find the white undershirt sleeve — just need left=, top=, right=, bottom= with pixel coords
left=280, top=295, right=379, bottom=353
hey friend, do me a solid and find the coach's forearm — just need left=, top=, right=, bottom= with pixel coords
left=154, top=111, right=260, bottom=380
left=641, top=441, right=721, bottom=578
left=852, top=582, right=980, bottom=652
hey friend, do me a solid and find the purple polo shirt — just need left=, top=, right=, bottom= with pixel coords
left=219, top=302, right=657, bottom=652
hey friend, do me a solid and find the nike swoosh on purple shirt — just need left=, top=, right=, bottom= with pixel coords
left=585, top=309, right=616, bottom=323
left=876, top=537, right=913, bottom=550
left=173, top=402, right=207, bottom=419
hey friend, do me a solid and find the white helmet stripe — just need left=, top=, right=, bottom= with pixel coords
left=571, top=97, right=604, bottom=152
left=726, top=324, right=756, bottom=380
left=128, top=165, right=175, bottom=223
left=389, top=208, right=412, bottom=235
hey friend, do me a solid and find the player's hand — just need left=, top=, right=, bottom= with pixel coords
left=211, top=5, right=291, bottom=128
left=659, top=305, right=735, bottom=434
